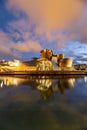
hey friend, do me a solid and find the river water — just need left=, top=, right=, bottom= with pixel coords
left=0, top=75, right=87, bottom=130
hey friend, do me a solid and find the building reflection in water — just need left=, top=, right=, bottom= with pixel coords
left=0, top=76, right=75, bottom=99
left=36, top=76, right=53, bottom=99
left=56, top=78, right=75, bottom=94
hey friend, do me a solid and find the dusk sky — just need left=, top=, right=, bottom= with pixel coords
left=0, top=0, right=87, bottom=64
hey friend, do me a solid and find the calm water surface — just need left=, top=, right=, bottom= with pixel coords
left=0, top=75, right=87, bottom=130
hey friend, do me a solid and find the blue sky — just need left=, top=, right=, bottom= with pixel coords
left=0, top=0, right=87, bottom=64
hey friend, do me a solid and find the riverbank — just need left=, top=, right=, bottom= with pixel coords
left=0, top=70, right=87, bottom=75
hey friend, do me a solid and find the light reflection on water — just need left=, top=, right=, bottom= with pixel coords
left=0, top=75, right=87, bottom=130
left=0, top=76, right=75, bottom=99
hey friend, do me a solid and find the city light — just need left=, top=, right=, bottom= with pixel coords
left=13, top=60, right=20, bottom=67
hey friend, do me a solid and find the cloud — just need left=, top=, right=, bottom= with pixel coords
left=7, top=0, right=87, bottom=44
left=79, top=0, right=87, bottom=5
left=0, top=30, right=12, bottom=55
left=7, top=19, right=32, bottom=41
left=7, top=0, right=83, bottom=30
left=0, top=30, right=22, bottom=59
left=10, top=40, right=42, bottom=52
left=57, top=42, right=65, bottom=48
left=0, top=28, right=42, bottom=60
left=7, top=19, right=42, bottom=52
left=1, top=0, right=87, bottom=60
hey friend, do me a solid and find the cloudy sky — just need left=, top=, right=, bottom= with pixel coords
left=0, top=0, right=87, bottom=63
